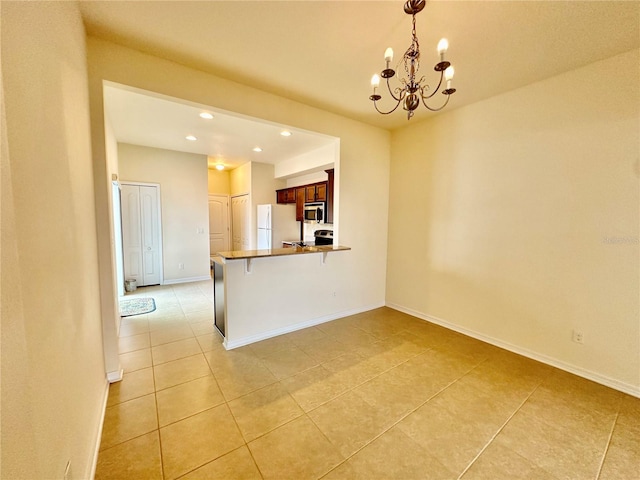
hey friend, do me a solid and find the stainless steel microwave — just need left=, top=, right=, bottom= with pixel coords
left=304, top=202, right=325, bottom=224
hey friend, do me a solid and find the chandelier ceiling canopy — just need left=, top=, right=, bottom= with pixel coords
left=369, top=0, right=456, bottom=120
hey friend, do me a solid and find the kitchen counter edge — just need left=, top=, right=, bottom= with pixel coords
left=213, top=245, right=351, bottom=261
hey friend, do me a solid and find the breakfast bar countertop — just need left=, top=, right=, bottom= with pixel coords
left=215, top=245, right=350, bottom=260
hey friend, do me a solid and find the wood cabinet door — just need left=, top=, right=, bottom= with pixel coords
left=315, top=183, right=327, bottom=202
left=325, top=169, right=334, bottom=224
left=276, top=188, right=297, bottom=204
left=276, top=189, right=288, bottom=204
left=305, top=185, right=316, bottom=203
left=296, top=187, right=305, bottom=221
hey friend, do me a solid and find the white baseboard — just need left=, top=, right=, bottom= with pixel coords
left=106, top=369, right=123, bottom=383
left=224, top=302, right=385, bottom=350
left=89, top=379, right=110, bottom=479
left=387, top=302, right=640, bottom=398
left=162, top=275, right=211, bottom=285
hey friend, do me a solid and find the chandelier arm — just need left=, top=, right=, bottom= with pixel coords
left=372, top=97, right=403, bottom=115
left=421, top=71, right=445, bottom=100
left=385, top=77, right=403, bottom=102
left=420, top=93, right=451, bottom=112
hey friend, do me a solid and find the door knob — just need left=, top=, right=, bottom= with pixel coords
left=147, top=247, right=152, bottom=250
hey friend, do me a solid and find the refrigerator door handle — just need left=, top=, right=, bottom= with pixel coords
left=267, top=210, right=271, bottom=248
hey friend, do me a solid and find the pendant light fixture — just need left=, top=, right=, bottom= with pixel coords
left=369, top=0, right=456, bottom=120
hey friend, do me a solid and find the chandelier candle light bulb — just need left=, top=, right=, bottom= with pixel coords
left=368, top=0, right=457, bottom=119
left=384, top=48, right=394, bottom=63
left=437, top=38, right=449, bottom=60
left=444, top=66, right=454, bottom=89
left=370, top=74, right=382, bottom=100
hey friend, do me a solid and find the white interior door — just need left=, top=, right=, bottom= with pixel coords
left=231, top=195, right=250, bottom=251
left=122, top=185, right=143, bottom=284
left=139, top=185, right=161, bottom=285
left=208, top=194, right=229, bottom=254
left=121, top=183, right=162, bottom=287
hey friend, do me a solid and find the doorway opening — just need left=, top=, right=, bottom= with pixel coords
left=120, top=182, right=163, bottom=289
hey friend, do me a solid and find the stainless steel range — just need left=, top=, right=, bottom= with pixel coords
left=314, top=229, right=334, bottom=246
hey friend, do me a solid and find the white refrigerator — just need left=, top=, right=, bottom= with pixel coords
left=257, top=204, right=298, bottom=249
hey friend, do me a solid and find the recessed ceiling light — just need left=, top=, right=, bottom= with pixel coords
left=253, top=147, right=263, bottom=152
left=199, top=112, right=214, bottom=120
left=215, top=164, right=225, bottom=171
left=186, top=135, right=197, bottom=141
left=280, top=131, right=292, bottom=137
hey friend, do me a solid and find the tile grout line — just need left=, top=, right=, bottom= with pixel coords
left=188, top=350, right=267, bottom=480
left=291, top=342, right=441, bottom=414
left=316, top=359, right=486, bottom=479
left=455, top=381, right=543, bottom=480
left=225, top=400, right=268, bottom=480
left=149, top=292, right=177, bottom=480
left=594, top=410, right=620, bottom=480
left=205, top=341, right=445, bottom=459
left=152, top=366, right=167, bottom=480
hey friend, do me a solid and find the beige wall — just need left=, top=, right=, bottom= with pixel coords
left=208, top=168, right=231, bottom=194
left=252, top=162, right=286, bottom=206
left=1, top=2, right=107, bottom=478
left=230, top=161, right=251, bottom=196
left=387, top=49, right=640, bottom=394
left=119, top=143, right=210, bottom=283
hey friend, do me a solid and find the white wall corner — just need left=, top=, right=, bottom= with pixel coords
left=89, top=379, right=111, bottom=479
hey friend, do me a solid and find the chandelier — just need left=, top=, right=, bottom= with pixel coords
left=369, top=0, right=456, bottom=120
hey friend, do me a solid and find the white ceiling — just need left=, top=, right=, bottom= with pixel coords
left=83, top=1, right=639, bottom=167
left=103, top=84, right=337, bottom=170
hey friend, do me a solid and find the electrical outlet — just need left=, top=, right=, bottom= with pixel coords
left=178, top=263, right=184, bottom=270
left=572, top=330, right=584, bottom=344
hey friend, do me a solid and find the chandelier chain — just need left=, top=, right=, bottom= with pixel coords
left=405, top=14, right=420, bottom=80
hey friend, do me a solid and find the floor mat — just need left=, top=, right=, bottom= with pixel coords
left=119, top=297, right=156, bottom=317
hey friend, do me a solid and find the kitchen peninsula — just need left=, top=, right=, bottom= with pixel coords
left=212, top=244, right=351, bottom=349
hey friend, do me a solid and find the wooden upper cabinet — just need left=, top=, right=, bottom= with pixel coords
left=276, top=187, right=297, bottom=204
left=315, top=183, right=327, bottom=202
left=295, top=187, right=305, bottom=221
left=305, top=182, right=328, bottom=203
left=276, top=189, right=288, bottom=204
left=305, top=185, right=316, bottom=203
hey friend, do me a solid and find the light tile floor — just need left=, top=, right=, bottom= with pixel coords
left=96, top=281, right=640, bottom=480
